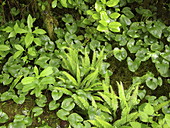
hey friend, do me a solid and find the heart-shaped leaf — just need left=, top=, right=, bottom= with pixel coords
left=113, top=47, right=127, bottom=61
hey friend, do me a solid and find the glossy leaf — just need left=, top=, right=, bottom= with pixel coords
left=113, top=47, right=127, bottom=61
left=52, top=0, right=57, bottom=8
left=49, top=100, right=59, bottom=110
left=0, top=110, right=9, bottom=123
left=106, top=0, right=119, bottom=7
left=108, top=22, right=121, bottom=32
left=68, top=113, right=83, bottom=127
left=61, top=98, right=75, bottom=111
left=57, top=109, right=69, bottom=120
left=52, top=90, right=63, bottom=101
left=60, top=0, right=67, bottom=8
left=32, top=107, right=43, bottom=117
left=146, top=77, right=158, bottom=90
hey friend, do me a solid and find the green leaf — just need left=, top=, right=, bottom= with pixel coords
left=106, top=0, right=119, bottom=7
left=61, top=98, right=75, bottom=111
left=66, top=23, right=77, bottom=34
left=34, top=38, right=42, bottom=46
left=27, top=14, right=34, bottom=31
left=52, top=0, right=57, bottom=8
left=33, top=29, right=46, bottom=34
left=0, top=110, right=9, bottom=123
left=143, top=103, right=154, bottom=115
left=108, top=22, right=121, bottom=32
left=165, top=114, right=170, bottom=127
left=113, top=47, right=127, bottom=61
left=97, top=24, right=108, bottom=32
left=0, top=45, right=10, bottom=51
left=54, top=87, right=72, bottom=95
left=100, top=11, right=110, bottom=24
left=40, top=67, right=53, bottom=77
left=25, top=33, right=34, bottom=48
left=14, top=44, right=24, bottom=51
left=110, top=12, right=120, bottom=19
left=40, top=76, right=55, bottom=85
left=127, top=57, right=141, bottom=72
left=32, top=107, right=43, bottom=117
left=101, top=0, right=106, bottom=4
left=21, top=77, right=35, bottom=85
left=68, top=113, right=83, bottom=127
left=62, top=71, right=78, bottom=86
left=120, top=15, right=131, bottom=27
left=57, top=109, right=69, bottom=120
left=146, top=77, right=158, bottom=90
left=12, top=95, right=25, bottom=104
left=60, top=0, right=67, bottom=8
left=155, top=60, right=169, bottom=76
left=22, top=83, right=36, bottom=92
left=52, top=90, right=63, bottom=101
left=2, top=26, right=13, bottom=32
left=130, top=122, right=148, bottom=128
left=95, top=1, right=103, bottom=12
left=49, top=100, right=59, bottom=110
left=14, top=23, right=27, bottom=34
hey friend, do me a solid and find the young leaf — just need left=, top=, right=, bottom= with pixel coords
left=33, top=29, right=46, bottom=34
left=106, top=0, right=119, bottom=7
left=25, top=33, right=34, bottom=48
left=0, top=45, right=10, bottom=51
left=62, top=71, right=78, bottom=86
left=14, top=23, right=27, bottom=34
left=108, top=22, right=121, bottom=32
left=40, top=67, right=53, bottom=77
left=14, top=44, right=24, bottom=51
left=27, top=14, right=34, bottom=31
left=21, top=77, right=35, bottom=85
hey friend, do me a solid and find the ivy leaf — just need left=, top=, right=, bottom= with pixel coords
left=106, top=0, right=119, bottom=7
left=68, top=113, right=83, bottom=127
left=0, top=110, right=9, bottom=123
left=49, top=100, right=60, bottom=110
left=146, top=77, right=158, bottom=90
left=113, top=47, right=127, bottom=61
left=40, top=67, right=53, bottom=77
left=52, top=90, right=63, bottom=101
left=32, top=107, right=43, bottom=117
left=61, top=98, right=75, bottom=111
left=0, top=45, right=10, bottom=51
left=127, top=57, right=141, bottom=72
left=33, top=29, right=46, bottom=34
left=57, top=109, right=69, bottom=120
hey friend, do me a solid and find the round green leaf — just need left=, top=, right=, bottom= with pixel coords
left=108, top=22, right=121, bottom=32
left=106, top=0, right=119, bottom=7
left=68, top=113, right=83, bottom=127
left=0, top=110, right=9, bottom=123
left=113, top=47, right=127, bottom=61
left=56, top=109, right=69, bottom=120
left=146, top=77, right=158, bottom=90
left=61, top=98, right=75, bottom=111
left=52, top=90, right=63, bottom=101
left=32, top=107, right=43, bottom=117
left=49, top=100, right=60, bottom=110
